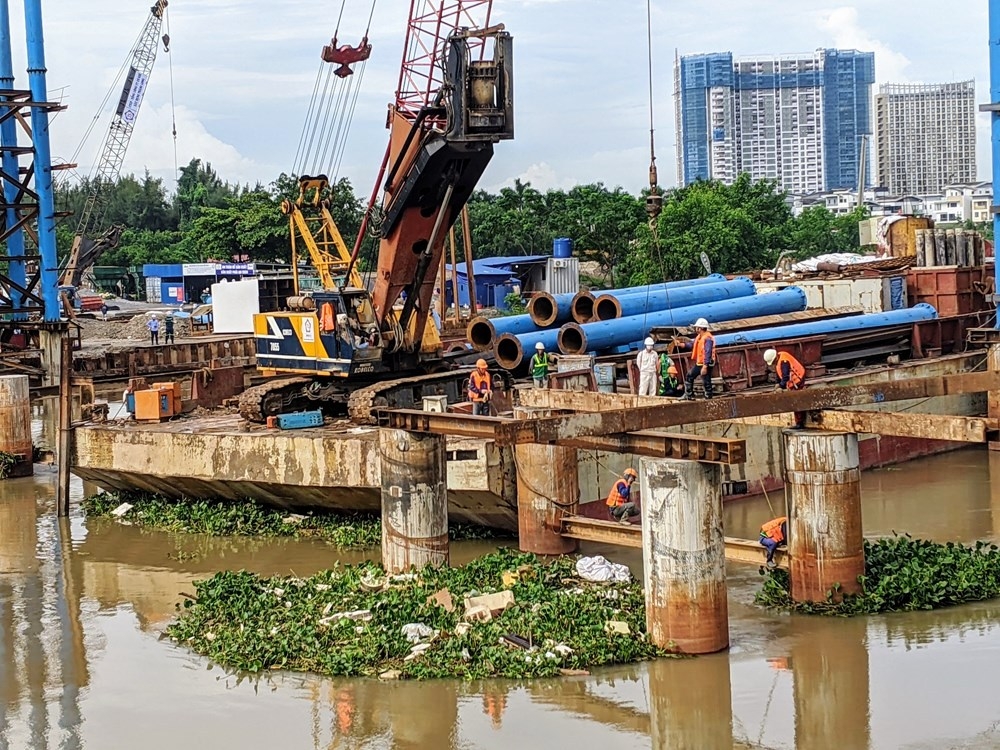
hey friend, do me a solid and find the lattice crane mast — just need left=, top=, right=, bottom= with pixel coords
left=60, top=0, right=170, bottom=288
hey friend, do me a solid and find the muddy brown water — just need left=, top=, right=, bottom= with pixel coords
left=4, top=448, right=1000, bottom=749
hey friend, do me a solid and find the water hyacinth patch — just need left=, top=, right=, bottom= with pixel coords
left=756, top=535, right=1000, bottom=615
left=83, top=491, right=510, bottom=549
left=165, top=548, right=668, bottom=680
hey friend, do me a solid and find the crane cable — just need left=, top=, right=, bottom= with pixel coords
left=164, top=5, right=179, bottom=181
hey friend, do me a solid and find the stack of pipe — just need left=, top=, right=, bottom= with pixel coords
left=570, top=274, right=726, bottom=323
left=467, top=313, right=544, bottom=352
left=591, top=277, right=755, bottom=321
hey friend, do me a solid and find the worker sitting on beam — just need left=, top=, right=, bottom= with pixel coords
left=759, top=515, right=788, bottom=569
left=606, top=467, right=640, bottom=524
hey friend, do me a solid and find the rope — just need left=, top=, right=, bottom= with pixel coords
left=165, top=7, right=178, bottom=182
left=293, top=61, right=326, bottom=174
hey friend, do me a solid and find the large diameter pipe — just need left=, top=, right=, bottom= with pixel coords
left=528, top=291, right=576, bottom=327
left=559, top=287, right=809, bottom=355
left=494, top=328, right=561, bottom=370
left=593, top=277, right=755, bottom=321
left=569, top=274, right=727, bottom=324
left=467, top=313, right=547, bottom=351
left=712, top=303, right=938, bottom=347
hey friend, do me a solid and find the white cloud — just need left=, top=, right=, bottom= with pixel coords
left=818, top=6, right=911, bottom=84
left=488, top=162, right=577, bottom=193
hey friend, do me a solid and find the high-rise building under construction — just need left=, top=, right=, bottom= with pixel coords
left=874, top=81, right=977, bottom=195
left=674, top=49, right=875, bottom=194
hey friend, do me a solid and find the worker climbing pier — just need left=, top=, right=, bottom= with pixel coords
left=378, top=428, right=449, bottom=572
left=783, top=429, right=865, bottom=602
left=513, top=407, right=579, bottom=555
left=639, top=458, right=728, bottom=654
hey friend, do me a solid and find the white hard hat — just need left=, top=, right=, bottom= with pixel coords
left=694, top=318, right=710, bottom=329
left=644, top=337, right=655, bottom=347
left=535, top=341, right=545, bottom=350
left=763, top=348, right=778, bottom=365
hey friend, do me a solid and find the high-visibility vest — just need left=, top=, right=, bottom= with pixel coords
left=320, top=302, right=336, bottom=332
left=761, top=516, right=787, bottom=543
left=777, top=352, right=805, bottom=389
left=691, top=331, right=715, bottom=367
left=530, top=353, right=549, bottom=379
left=606, top=479, right=628, bottom=507
left=469, top=370, right=491, bottom=402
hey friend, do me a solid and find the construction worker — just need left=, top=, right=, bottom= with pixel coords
left=530, top=341, right=556, bottom=388
left=759, top=516, right=788, bottom=568
left=658, top=352, right=683, bottom=396
left=468, top=359, right=493, bottom=416
left=676, top=318, right=715, bottom=400
left=763, top=348, right=805, bottom=390
left=636, top=337, right=659, bottom=396
left=606, top=467, right=640, bottom=524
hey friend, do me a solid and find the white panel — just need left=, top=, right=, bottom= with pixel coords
left=211, top=278, right=260, bottom=333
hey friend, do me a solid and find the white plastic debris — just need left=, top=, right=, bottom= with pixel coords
left=110, top=502, right=133, bottom=518
left=554, top=644, right=573, bottom=657
left=401, top=623, right=437, bottom=644
left=575, top=555, right=631, bottom=583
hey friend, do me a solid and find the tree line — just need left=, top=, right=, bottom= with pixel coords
left=54, top=158, right=874, bottom=287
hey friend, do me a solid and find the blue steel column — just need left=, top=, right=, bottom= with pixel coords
left=992, top=0, right=1000, bottom=327
left=22, top=0, right=59, bottom=321
left=0, top=0, right=25, bottom=318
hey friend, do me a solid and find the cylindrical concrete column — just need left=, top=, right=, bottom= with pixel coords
left=640, top=458, right=728, bottom=654
left=915, top=229, right=927, bottom=266
left=0, top=374, right=32, bottom=478
left=649, top=652, right=733, bottom=748
left=378, top=428, right=449, bottom=573
left=783, top=429, right=864, bottom=602
left=514, top=407, right=579, bottom=555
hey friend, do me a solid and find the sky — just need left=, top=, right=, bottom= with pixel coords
left=10, top=0, right=993, bottom=198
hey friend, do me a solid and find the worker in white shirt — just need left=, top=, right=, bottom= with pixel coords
left=636, top=337, right=659, bottom=396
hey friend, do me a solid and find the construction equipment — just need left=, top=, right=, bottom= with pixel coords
left=240, top=1, right=513, bottom=422
left=60, top=1, right=170, bottom=288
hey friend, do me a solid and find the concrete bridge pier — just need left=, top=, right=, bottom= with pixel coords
left=378, top=428, right=449, bottom=573
left=783, top=429, right=864, bottom=602
left=639, top=457, right=728, bottom=654
left=514, top=407, right=579, bottom=555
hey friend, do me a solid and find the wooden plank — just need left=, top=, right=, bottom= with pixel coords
left=808, top=410, right=997, bottom=442
left=559, top=516, right=788, bottom=569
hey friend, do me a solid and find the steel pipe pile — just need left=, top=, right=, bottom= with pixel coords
left=467, top=313, right=551, bottom=352
left=592, top=277, right=755, bottom=321
left=557, top=287, right=809, bottom=355
left=494, top=328, right=561, bottom=370
left=569, top=274, right=726, bottom=323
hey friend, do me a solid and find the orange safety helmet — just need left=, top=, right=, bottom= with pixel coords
left=623, top=467, right=638, bottom=480
left=476, top=358, right=488, bottom=369
left=667, top=365, right=678, bottom=375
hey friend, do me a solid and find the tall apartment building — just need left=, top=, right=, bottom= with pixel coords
left=874, top=81, right=976, bottom=195
left=674, top=49, right=875, bottom=194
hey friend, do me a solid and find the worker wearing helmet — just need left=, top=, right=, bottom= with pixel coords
left=636, top=336, right=659, bottom=396
left=606, top=467, right=640, bottom=524
left=763, top=348, right=805, bottom=391
left=469, top=359, right=493, bottom=416
left=659, top=356, right=684, bottom=397
left=530, top=341, right=556, bottom=389
left=674, top=318, right=715, bottom=400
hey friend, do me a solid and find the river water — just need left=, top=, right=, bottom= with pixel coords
left=3, top=448, right=1000, bottom=749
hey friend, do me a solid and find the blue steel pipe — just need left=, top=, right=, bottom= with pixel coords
left=467, top=313, right=554, bottom=351
left=558, top=287, right=809, bottom=355
left=24, top=0, right=60, bottom=321
left=569, top=273, right=727, bottom=323
left=593, top=277, right=755, bottom=321
left=0, top=0, right=25, bottom=318
left=712, top=304, right=939, bottom=347
left=991, top=0, right=1000, bottom=327
left=494, top=329, right=561, bottom=370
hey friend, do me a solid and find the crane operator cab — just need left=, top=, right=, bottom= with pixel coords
left=254, top=288, right=386, bottom=378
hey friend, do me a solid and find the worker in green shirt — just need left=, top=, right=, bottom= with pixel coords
left=659, top=352, right=683, bottom=396
left=531, top=341, right=556, bottom=388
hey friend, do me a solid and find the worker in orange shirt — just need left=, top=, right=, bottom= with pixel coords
left=674, top=317, right=715, bottom=400
left=468, top=359, right=493, bottom=416
left=759, top=516, right=788, bottom=569
left=763, top=348, right=805, bottom=390
left=606, top=467, right=640, bottom=524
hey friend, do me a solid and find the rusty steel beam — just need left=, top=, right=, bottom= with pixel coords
left=806, top=410, right=998, bottom=443
left=505, top=371, right=1000, bottom=446
left=558, top=516, right=789, bottom=569
left=555, top=431, right=745, bottom=463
